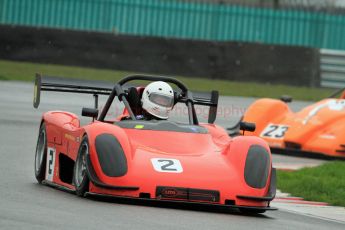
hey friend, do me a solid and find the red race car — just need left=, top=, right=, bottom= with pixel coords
left=33, top=74, right=276, bottom=213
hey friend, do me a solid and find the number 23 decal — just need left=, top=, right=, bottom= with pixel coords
left=151, top=158, right=183, bottom=173
left=261, top=124, right=289, bottom=139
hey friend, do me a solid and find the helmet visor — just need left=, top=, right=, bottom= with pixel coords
left=149, top=93, right=174, bottom=107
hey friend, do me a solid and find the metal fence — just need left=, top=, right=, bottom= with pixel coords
left=320, top=49, right=345, bottom=88
left=184, top=0, right=345, bottom=12
left=1, top=0, right=345, bottom=49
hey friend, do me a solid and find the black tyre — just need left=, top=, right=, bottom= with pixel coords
left=73, top=136, right=90, bottom=197
left=34, top=123, right=47, bottom=183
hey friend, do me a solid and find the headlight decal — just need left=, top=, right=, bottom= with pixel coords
left=95, top=134, right=128, bottom=177
left=244, top=145, right=270, bottom=189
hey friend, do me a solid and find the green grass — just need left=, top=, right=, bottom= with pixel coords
left=0, top=59, right=334, bottom=101
left=277, top=161, right=345, bottom=207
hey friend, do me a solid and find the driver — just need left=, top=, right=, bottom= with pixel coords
left=138, top=81, right=175, bottom=120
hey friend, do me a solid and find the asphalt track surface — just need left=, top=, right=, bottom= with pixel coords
left=0, top=81, right=344, bottom=230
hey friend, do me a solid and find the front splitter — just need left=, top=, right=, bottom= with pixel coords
left=85, top=192, right=278, bottom=213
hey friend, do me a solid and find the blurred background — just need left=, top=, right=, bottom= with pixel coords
left=0, top=0, right=345, bottom=88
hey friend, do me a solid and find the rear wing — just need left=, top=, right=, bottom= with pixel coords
left=33, top=73, right=113, bottom=108
left=34, top=73, right=219, bottom=124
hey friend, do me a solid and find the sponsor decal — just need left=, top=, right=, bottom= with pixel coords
left=134, top=124, right=144, bottom=129
left=64, top=133, right=76, bottom=142
left=161, top=188, right=179, bottom=198
left=156, top=186, right=220, bottom=202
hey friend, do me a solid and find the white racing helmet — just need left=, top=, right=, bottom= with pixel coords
left=141, top=81, right=174, bottom=119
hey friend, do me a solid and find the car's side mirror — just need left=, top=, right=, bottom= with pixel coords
left=240, top=121, right=256, bottom=132
left=82, top=108, right=99, bottom=118
left=280, top=95, right=292, bottom=103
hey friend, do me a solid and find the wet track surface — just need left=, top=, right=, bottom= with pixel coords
left=1, top=81, right=344, bottom=229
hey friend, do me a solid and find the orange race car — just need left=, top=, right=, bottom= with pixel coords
left=236, top=89, right=345, bottom=159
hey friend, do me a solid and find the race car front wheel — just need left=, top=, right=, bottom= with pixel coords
left=73, top=136, right=90, bottom=197
left=34, top=123, right=47, bottom=183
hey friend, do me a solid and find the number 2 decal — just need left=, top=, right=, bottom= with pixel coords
left=45, top=147, right=56, bottom=181
left=261, top=124, right=289, bottom=139
left=151, top=158, right=183, bottom=173
left=159, top=160, right=176, bottom=171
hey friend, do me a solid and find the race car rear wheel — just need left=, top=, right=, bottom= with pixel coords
left=73, top=136, right=90, bottom=197
left=34, top=123, right=47, bottom=183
